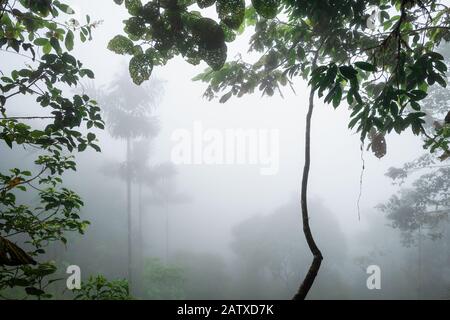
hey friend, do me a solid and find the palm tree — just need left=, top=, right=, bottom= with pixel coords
left=86, top=68, right=163, bottom=289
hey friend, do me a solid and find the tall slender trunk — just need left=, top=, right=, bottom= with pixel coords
left=165, top=199, right=169, bottom=264
left=138, top=181, right=143, bottom=265
left=126, top=137, right=133, bottom=289
left=293, top=51, right=323, bottom=300
left=136, top=180, right=143, bottom=296
left=418, top=223, right=422, bottom=299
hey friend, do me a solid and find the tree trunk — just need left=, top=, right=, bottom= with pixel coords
left=293, top=52, right=323, bottom=300
left=165, top=199, right=169, bottom=264
left=126, top=137, right=133, bottom=289
left=138, top=181, right=143, bottom=266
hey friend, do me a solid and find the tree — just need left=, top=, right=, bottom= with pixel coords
left=380, top=43, right=450, bottom=245
left=0, top=0, right=104, bottom=299
left=129, top=140, right=178, bottom=266
left=89, top=69, right=162, bottom=290
left=101, top=137, right=181, bottom=282
left=110, top=0, right=450, bottom=299
left=379, top=42, right=450, bottom=298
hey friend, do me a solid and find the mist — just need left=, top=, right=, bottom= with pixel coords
left=1, top=0, right=449, bottom=300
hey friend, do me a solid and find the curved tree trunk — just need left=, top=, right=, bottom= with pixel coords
left=293, top=52, right=323, bottom=300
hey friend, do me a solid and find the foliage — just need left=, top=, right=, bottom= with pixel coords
left=0, top=0, right=103, bottom=299
left=381, top=154, right=449, bottom=246
left=111, top=0, right=450, bottom=159
left=88, top=69, right=162, bottom=140
left=140, top=257, right=185, bottom=299
left=73, top=275, right=132, bottom=300
left=380, top=43, right=450, bottom=246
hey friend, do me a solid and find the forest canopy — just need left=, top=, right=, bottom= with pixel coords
left=110, top=0, right=450, bottom=159
left=1, top=0, right=450, bottom=302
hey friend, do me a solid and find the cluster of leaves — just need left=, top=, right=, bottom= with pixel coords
left=379, top=165, right=449, bottom=246
left=381, top=152, right=449, bottom=247
left=109, top=0, right=282, bottom=84
left=380, top=46, right=450, bottom=246
left=112, top=0, right=450, bottom=158
left=73, top=275, right=132, bottom=300
left=0, top=0, right=104, bottom=299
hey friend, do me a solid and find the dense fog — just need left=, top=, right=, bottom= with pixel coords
left=1, top=0, right=449, bottom=300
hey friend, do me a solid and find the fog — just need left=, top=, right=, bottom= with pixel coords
left=2, top=0, right=449, bottom=300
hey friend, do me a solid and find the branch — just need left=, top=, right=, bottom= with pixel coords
left=1, top=116, right=55, bottom=120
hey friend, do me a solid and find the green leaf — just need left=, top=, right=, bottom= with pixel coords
left=129, top=53, right=153, bottom=85
left=80, top=69, right=95, bottom=79
left=11, top=278, right=30, bottom=287
left=355, top=61, right=376, bottom=72
left=87, top=132, right=95, bottom=142
left=219, top=91, right=233, bottom=103
left=408, top=90, right=427, bottom=101
left=125, top=0, right=142, bottom=16
left=4, top=135, right=13, bottom=148
left=65, top=30, right=74, bottom=51
left=251, top=0, right=280, bottom=19
left=54, top=1, right=75, bottom=14
left=108, top=35, right=134, bottom=55
left=34, top=38, right=49, bottom=46
left=50, top=37, right=61, bottom=54
left=25, top=287, right=45, bottom=296
left=339, top=66, right=358, bottom=79
left=91, top=143, right=101, bottom=152
left=78, top=143, right=87, bottom=152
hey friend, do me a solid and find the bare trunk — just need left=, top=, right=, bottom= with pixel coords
left=138, top=181, right=143, bottom=265
left=293, top=52, right=323, bottom=300
left=126, top=137, right=133, bottom=289
left=165, top=199, right=169, bottom=264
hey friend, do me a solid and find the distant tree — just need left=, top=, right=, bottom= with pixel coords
left=89, top=69, right=162, bottom=289
left=379, top=43, right=450, bottom=298
left=0, top=0, right=105, bottom=299
left=129, top=140, right=179, bottom=270
left=380, top=43, right=450, bottom=245
left=111, top=0, right=450, bottom=298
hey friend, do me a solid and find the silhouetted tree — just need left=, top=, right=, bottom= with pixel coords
left=90, top=69, right=162, bottom=289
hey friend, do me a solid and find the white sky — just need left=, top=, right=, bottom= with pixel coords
left=0, top=1, right=428, bottom=260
